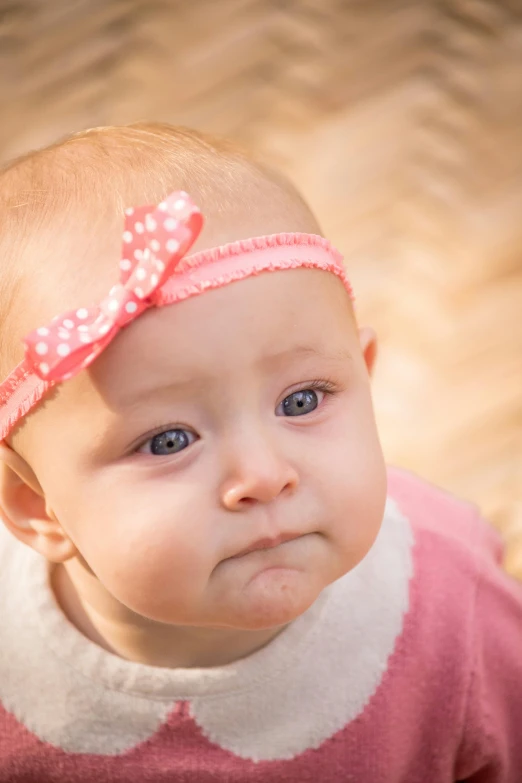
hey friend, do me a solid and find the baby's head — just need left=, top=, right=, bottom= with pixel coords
left=0, top=123, right=386, bottom=637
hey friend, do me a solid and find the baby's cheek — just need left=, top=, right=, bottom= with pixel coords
left=323, top=447, right=386, bottom=567
left=101, top=528, right=203, bottom=612
left=64, top=490, right=204, bottom=619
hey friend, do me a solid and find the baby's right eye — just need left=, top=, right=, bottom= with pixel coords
left=138, top=429, right=197, bottom=456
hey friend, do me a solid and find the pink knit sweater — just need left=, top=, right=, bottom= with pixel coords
left=1, top=467, right=521, bottom=782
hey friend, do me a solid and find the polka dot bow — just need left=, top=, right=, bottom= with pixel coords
left=24, top=191, right=203, bottom=382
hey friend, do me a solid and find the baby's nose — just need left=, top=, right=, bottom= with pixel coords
left=219, top=441, right=299, bottom=511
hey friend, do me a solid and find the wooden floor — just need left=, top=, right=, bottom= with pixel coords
left=1, top=0, right=521, bottom=574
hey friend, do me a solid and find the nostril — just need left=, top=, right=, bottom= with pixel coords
left=238, top=497, right=257, bottom=507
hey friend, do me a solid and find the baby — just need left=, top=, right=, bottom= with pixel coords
left=0, top=122, right=521, bottom=782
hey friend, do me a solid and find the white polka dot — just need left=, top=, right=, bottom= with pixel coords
left=108, top=299, right=119, bottom=312
left=79, top=333, right=91, bottom=344
left=58, top=329, right=70, bottom=340
left=136, top=268, right=147, bottom=281
left=77, top=308, right=88, bottom=320
left=158, top=201, right=168, bottom=211
left=36, top=327, right=50, bottom=337
left=63, top=319, right=75, bottom=329
left=124, top=207, right=134, bottom=216
left=39, top=363, right=49, bottom=376
left=150, top=239, right=161, bottom=252
left=135, top=287, right=144, bottom=298
left=78, top=325, right=89, bottom=333
left=166, top=238, right=180, bottom=253
left=57, top=344, right=70, bottom=357
left=145, top=215, right=157, bottom=231
left=174, top=198, right=186, bottom=210
left=164, top=217, right=177, bottom=231
left=120, top=259, right=132, bottom=271
left=135, top=222, right=144, bottom=234
left=156, top=260, right=165, bottom=272
left=99, top=324, right=111, bottom=336
left=134, top=249, right=143, bottom=261
left=125, top=301, right=138, bottom=314
left=150, top=274, right=159, bottom=286
left=123, top=230, right=133, bottom=244
left=35, top=342, right=48, bottom=356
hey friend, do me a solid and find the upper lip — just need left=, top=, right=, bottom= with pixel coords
left=232, top=532, right=302, bottom=558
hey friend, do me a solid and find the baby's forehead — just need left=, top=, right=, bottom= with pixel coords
left=90, top=267, right=355, bottom=386
left=11, top=266, right=356, bottom=462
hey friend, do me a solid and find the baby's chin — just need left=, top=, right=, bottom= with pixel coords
left=212, top=567, right=328, bottom=631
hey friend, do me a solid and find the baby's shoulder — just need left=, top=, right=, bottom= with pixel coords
left=383, top=468, right=522, bottom=778
left=379, top=466, right=521, bottom=663
left=386, top=465, right=503, bottom=573
left=381, top=467, right=522, bottom=675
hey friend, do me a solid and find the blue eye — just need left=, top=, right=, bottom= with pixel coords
left=141, top=429, right=195, bottom=456
left=281, top=389, right=319, bottom=417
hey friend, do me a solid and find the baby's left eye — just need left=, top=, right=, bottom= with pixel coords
left=138, top=429, right=196, bottom=456
left=277, top=389, right=323, bottom=417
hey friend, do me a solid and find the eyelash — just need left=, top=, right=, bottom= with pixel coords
left=132, top=378, right=339, bottom=455
left=293, top=378, right=337, bottom=397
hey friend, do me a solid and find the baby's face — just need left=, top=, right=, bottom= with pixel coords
left=22, top=268, right=387, bottom=631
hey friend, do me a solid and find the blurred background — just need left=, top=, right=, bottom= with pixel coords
left=0, top=0, right=521, bottom=572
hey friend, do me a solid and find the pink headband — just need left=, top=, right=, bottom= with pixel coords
left=0, top=191, right=352, bottom=440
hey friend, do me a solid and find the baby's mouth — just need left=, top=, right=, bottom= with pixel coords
left=230, top=533, right=302, bottom=559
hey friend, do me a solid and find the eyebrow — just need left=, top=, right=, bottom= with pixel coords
left=113, top=375, right=212, bottom=410
left=258, top=344, right=353, bottom=368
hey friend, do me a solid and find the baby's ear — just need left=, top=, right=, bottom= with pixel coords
left=358, top=326, right=378, bottom=377
left=0, top=442, right=77, bottom=562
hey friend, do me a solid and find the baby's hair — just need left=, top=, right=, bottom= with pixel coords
left=0, top=123, right=319, bottom=377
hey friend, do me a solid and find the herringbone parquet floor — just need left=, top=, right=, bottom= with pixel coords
left=1, top=0, right=521, bottom=573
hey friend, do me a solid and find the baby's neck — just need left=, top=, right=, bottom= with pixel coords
left=52, top=562, right=287, bottom=669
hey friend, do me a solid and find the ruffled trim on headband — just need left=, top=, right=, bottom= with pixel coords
left=176, top=232, right=343, bottom=274
left=0, top=360, right=52, bottom=441
left=156, top=256, right=353, bottom=307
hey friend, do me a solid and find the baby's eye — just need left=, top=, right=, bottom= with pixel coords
left=138, top=429, right=196, bottom=456
left=278, top=389, right=323, bottom=417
